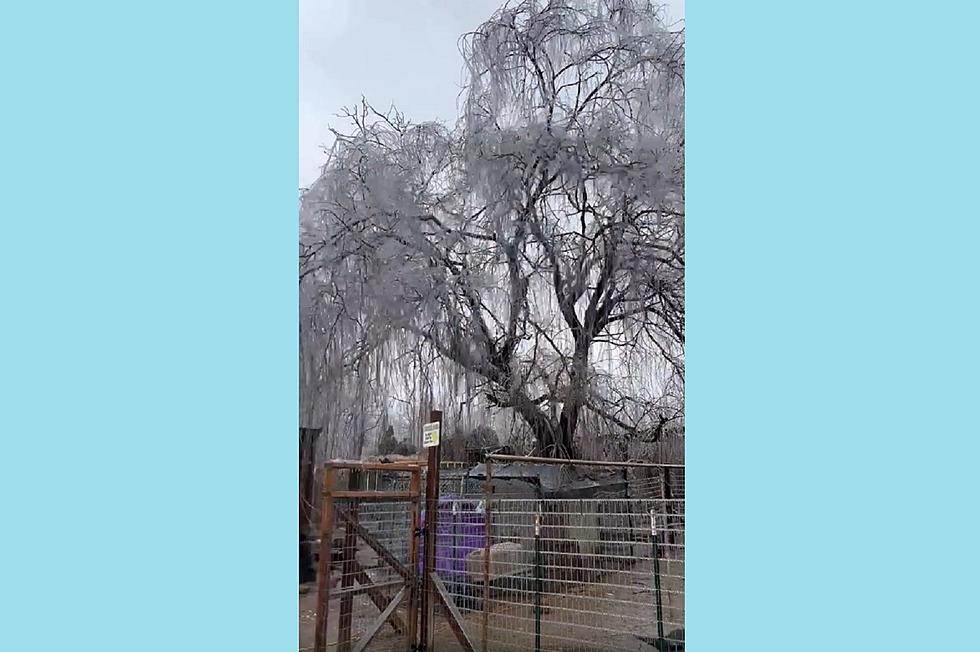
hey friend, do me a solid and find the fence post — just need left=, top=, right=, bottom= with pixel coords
left=419, top=409, right=442, bottom=651
left=662, top=466, right=675, bottom=549
left=406, top=468, right=422, bottom=649
left=481, top=457, right=493, bottom=652
left=624, top=466, right=636, bottom=560
left=534, top=504, right=542, bottom=652
left=338, top=469, right=360, bottom=652
left=452, top=500, right=459, bottom=580
left=313, top=465, right=336, bottom=652
left=650, top=508, right=664, bottom=644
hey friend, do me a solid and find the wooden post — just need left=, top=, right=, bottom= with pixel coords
left=419, top=409, right=442, bottom=651
left=406, top=467, right=422, bottom=648
left=300, top=428, right=320, bottom=584
left=338, top=470, right=360, bottom=652
left=313, top=465, right=336, bottom=652
left=481, top=457, right=493, bottom=652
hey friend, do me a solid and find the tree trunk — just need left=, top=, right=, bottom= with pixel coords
left=545, top=338, right=588, bottom=459
left=507, top=392, right=578, bottom=459
left=525, top=409, right=578, bottom=459
left=557, top=403, right=580, bottom=459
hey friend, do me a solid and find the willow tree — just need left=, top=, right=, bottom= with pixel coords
left=301, top=0, right=684, bottom=459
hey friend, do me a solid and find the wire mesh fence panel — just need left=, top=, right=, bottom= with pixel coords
left=430, top=498, right=490, bottom=646
left=304, top=462, right=423, bottom=652
left=427, top=461, right=684, bottom=652
left=480, top=498, right=683, bottom=652
left=305, top=499, right=415, bottom=652
left=373, top=465, right=485, bottom=499
left=304, top=459, right=684, bottom=652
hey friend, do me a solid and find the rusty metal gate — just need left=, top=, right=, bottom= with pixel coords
left=313, top=451, right=475, bottom=652
left=314, top=461, right=422, bottom=652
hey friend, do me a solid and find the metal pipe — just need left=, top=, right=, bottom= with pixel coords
left=419, top=409, right=442, bottom=651
left=406, top=469, right=421, bottom=648
left=485, top=454, right=684, bottom=469
left=534, top=504, right=542, bottom=652
left=650, top=509, right=664, bottom=644
left=481, top=457, right=493, bottom=652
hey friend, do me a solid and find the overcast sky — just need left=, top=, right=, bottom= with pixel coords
left=300, top=0, right=685, bottom=188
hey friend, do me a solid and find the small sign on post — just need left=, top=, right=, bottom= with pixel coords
left=420, top=410, right=442, bottom=650
left=422, top=421, right=441, bottom=448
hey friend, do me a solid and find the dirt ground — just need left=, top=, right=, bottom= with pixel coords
left=300, top=583, right=414, bottom=651
left=300, top=556, right=683, bottom=652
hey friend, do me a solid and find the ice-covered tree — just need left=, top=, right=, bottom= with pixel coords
left=301, top=0, right=684, bottom=459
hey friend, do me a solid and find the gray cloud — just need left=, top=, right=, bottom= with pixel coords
left=300, top=0, right=684, bottom=187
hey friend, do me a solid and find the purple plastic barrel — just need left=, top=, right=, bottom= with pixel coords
left=420, top=496, right=486, bottom=581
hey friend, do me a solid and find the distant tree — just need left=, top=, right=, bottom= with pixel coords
left=442, top=425, right=501, bottom=463
left=301, top=0, right=684, bottom=459
left=391, top=439, right=418, bottom=457
left=441, top=432, right=468, bottom=463
left=376, top=424, right=418, bottom=457
left=467, top=425, right=500, bottom=451
left=376, top=425, right=398, bottom=456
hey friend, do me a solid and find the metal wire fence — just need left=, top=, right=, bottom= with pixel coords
left=305, top=460, right=684, bottom=652
left=432, top=494, right=684, bottom=652
left=302, top=499, right=417, bottom=652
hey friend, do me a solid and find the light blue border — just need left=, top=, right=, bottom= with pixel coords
left=3, top=1, right=980, bottom=651
left=688, top=1, right=980, bottom=649
left=1, top=1, right=297, bottom=650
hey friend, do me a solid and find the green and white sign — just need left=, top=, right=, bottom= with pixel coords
left=422, top=421, right=440, bottom=448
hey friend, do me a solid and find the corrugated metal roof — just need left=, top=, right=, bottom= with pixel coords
left=466, top=462, right=627, bottom=497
